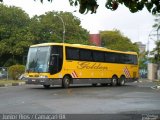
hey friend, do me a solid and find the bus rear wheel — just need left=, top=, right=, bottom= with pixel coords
left=62, top=76, right=71, bottom=88
left=43, top=85, right=50, bottom=89
left=92, top=83, right=97, bottom=87
left=101, top=83, right=108, bottom=86
left=111, top=76, right=118, bottom=86
left=118, top=76, right=126, bottom=86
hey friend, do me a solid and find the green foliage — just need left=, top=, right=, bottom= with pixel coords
left=100, top=30, right=139, bottom=53
left=29, top=11, right=89, bottom=44
left=0, top=4, right=89, bottom=66
left=31, top=0, right=160, bottom=14
left=152, top=14, right=160, bottom=63
left=0, top=0, right=159, bottom=14
left=0, top=4, right=33, bottom=66
left=8, top=65, right=25, bottom=80
left=152, top=14, right=160, bottom=30
left=152, top=40, right=160, bottom=63
left=3, top=58, right=18, bottom=67
left=139, top=52, right=148, bottom=69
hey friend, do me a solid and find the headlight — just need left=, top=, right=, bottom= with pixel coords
left=39, top=75, right=48, bottom=78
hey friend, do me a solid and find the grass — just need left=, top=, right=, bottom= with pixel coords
left=153, top=79, right=160, bottom=86
left=0, top=79, right=25, bottom=85
left=156, top=81, right=160, bottom=85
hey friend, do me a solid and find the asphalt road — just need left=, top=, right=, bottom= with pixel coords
left=0, top=81, right=160, bottom=119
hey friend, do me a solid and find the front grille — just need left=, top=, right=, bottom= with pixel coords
left=35, top=75, right=39, bottom=77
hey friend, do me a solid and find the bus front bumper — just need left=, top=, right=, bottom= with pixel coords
left=24, top=77, right=62, bottom=85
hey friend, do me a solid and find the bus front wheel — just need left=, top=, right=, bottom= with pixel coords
left=111, top=76, right=118, bottom=86
left=43, top=85, right=50, bottom=89
left=62, top=76, right=71, bottom=88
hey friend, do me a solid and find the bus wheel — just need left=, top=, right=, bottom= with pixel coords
left=101, top=83, right=108, bottom=86
left=92, top=83, right=97, bottom=87
left=111, top=76, right=118, bottom=86
left=118, top=76, right=126, bottom=86
left=62, top=76, right=71, bottom=88
left=43, top=85, right=50, bottom=89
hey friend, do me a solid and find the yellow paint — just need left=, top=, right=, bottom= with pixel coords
left=25, top=43, right=139, bottom=80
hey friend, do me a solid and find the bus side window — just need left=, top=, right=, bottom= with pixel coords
left=66, top=47, right=79, bottom=60
left=93, top=51, right=105, bottom=62
left=79, top=49, right=93, bottom=61
left=105, top=52, right=115, bottom=63
left=133, top=55, right=138, bottom=65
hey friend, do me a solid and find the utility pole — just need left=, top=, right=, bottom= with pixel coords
left=157, top=26, right=160, bottom=66
left=54, top=14, right=65, bottom=43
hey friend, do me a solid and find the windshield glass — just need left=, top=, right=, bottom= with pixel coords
left=26, top=46, right=51, bottom=73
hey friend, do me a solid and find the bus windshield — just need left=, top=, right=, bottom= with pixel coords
left=26, top=46, right=51, bottom=73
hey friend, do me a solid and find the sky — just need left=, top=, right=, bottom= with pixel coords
left=2, top=0, right=157, bottom=51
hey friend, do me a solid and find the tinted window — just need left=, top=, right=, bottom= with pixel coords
left=122, top=54, right=138, bottom=65
left=132, top=55, right=138, bottom=65
left=66, top=46, right=138, bottom=65
left=114, top=53, right=121, bottom=63
left=105, top=52, right=116, bottom=63
left=93, top=51, right=105, bottom=62
left=79, top=49, right=92, bottom=61
left=66, top=47, right=79, bottom=60
left=123, top=54, right=130, bottom=64
left=117, top=54, right=125, bottom=64
left=105, top=52, right=137, bottom=65
left=49, top=46, right=63, bottom=74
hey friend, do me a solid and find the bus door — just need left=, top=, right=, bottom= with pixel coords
left=49, top=46, right=63, bottom=75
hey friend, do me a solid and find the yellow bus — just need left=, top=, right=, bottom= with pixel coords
left=24, top=43, right=139, bottom=88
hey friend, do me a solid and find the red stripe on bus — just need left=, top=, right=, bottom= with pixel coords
left=124, top=69, right=128, bottom=78
left=71, top=73, right=76, bottom=78
left=74, top=71, right=78, bottom=78
left=124, top=67, right=131, bottom=78
left=126, top=67, right=131, bottom=78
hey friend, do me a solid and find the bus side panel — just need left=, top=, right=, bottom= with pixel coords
left=63, top=61, right=136, bottom=79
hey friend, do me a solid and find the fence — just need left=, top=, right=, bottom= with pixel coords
left=0, top=67, right=8, bottom=80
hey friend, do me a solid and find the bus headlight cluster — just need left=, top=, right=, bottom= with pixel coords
left=39, top=75, right=48, bottom=78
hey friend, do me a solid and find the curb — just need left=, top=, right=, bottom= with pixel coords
left=153, top=80, right=160, bottom=82
left=0, top=82, right=25, bottom=87
left=151, top=85, right=160, bottom=90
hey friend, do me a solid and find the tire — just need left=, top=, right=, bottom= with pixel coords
left=111, top=76, right=118, bottom=86
left=62, top=76, right=71, bottom=88
left=43, top=85, right=50, bottom=89
left=92, top=83, right=97, bottom=87
left=118, top=76, right=126, bottom=86
left=101, top=83, right=108, bottom=86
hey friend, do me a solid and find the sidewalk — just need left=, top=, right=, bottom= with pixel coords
left=135, top=79, right=160, bottom=89
left=0, top=80, right=25, bottom=87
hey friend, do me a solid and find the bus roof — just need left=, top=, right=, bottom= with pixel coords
left=30, top=43, right=137, bottom=55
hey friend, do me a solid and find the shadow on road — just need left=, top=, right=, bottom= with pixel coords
left=28, top=83, right=136, bottom=90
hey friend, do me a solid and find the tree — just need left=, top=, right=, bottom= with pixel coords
left=29, top=11, right=89, bottom=44
left=152, top=40, right=160, bottom=63
left=7, top=0, right=158, bottom=14
left=0, top=4, right=33, bottom=66
left=100, top=30, right=139, bottom=53
left=152, top=14, right=160, bottom=63
left=153, top=13, right=160, bottom=29
left=0, top=4, right=89, bottom=66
